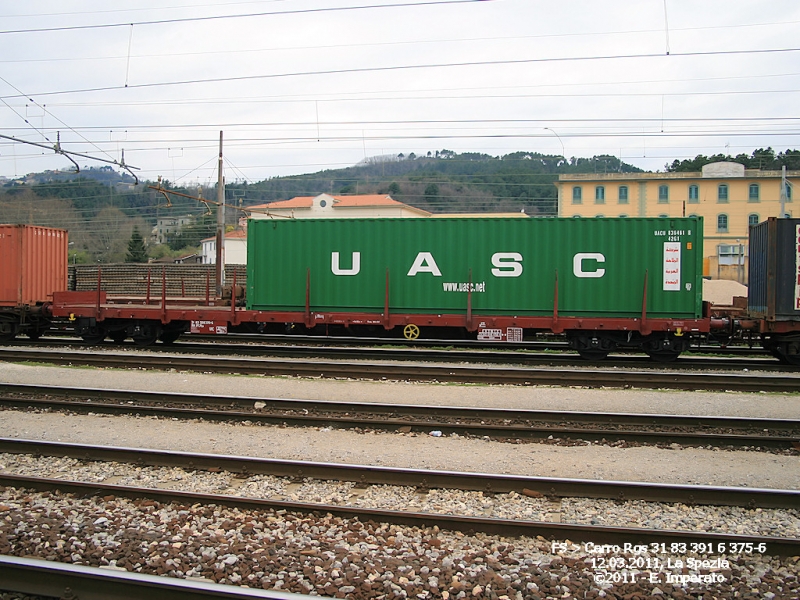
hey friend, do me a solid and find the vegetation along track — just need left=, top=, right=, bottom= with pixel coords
left=1, top=346, right=799, bottom=392
left=1, top=383, right=798, bottom=451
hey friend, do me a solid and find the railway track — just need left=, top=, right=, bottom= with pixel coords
left=1, top=346, right=799, bottom=392
left=3, top=479, right=796, bottom=598
left=0, top=555, right=309, bottom=600
left=12, top=335, right=788, bottom=372
left=1, top=383, right=798, bottom=450
left=1, top=438, right=798, bottom=550
left=3, top=440, right=798, bottom=597
left=2, top=437, right=799, bottom=510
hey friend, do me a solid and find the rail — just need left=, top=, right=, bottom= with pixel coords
left=1, top=383, right=797, bottom=449
left=0, top=555, right=311, bottom=600
left=0, top=347, right=799, bottom=391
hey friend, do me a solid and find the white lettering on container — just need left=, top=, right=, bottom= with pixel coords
left=573, top=253, right=606, bottom=278
left=331, top=251, right=360, bottom=276
left=407, top=252, right=442, bottom=276
left=491, top=252, right=523, bottom=277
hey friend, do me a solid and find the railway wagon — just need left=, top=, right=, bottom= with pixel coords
left=247, top=217, right=705, bottom=360
left=746, top=217, right=800, bottom=364
left=0, top=224, right=68, bottom=341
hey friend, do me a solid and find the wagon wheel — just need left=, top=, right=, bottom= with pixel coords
left=577, top=349, right=609, bottom=361
left=403, top=324, right=420, bottom=340
left=159, top=330, right=183, bottom=345
left=109, top=330, right=128, bottom=344
left=81, top=325, right=106, bottom=345
left=26, top=328, right=44, bottom=341
left=645, top=348, right=682, bottom=363
left=0, top=317, right=17, bottom=343
left=131, top=321, right=161, bottom=346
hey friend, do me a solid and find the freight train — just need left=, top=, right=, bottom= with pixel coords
left=1, top=217, right=798, bottom=364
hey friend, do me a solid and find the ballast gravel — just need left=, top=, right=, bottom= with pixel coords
left=1, top=453, right=798, bottom=539
left=1, top=487, right=799, bottom=599
left=0, top=364, right=798, bottom=490
left=1, top=362, right=799, bottom=599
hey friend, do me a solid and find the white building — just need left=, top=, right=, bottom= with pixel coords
left=152, top=215, right=194, bottom=245
left=200, top=229, right=247, bottom=265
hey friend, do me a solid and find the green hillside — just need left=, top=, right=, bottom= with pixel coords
left=4, top=147, right=796, bottom=263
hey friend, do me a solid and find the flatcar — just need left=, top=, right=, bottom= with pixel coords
left=1, top=216, right=798, bottom=364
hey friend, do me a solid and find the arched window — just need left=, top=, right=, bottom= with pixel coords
left=717, top=214, right=729, bottom=233
left=748, top=213, right=759, bottom=227
left=618, top=186, right=629, bottom=203
left=658, top=185, right=669, bottom=203
left=785, top=182, right=793, bottom=201
left=572, top=186, right=582, bottom=204
left=748, top=183, right=760, bottom=202
left=619, top=214, right=628, bottom=218
left=688, top=184, right=699, bottom=203
left=595, top=186, right=605, bottom=203
left=718, top=184, right=728, bottom=202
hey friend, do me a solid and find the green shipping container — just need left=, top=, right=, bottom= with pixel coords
left=247, top=217, right=703, bottom=319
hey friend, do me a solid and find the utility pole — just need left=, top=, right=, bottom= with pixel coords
left=215, top=131, right=225, bottom=297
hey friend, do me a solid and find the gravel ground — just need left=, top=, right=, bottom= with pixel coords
left=2, top=361, right=800, bottom=418
left=1, top=362, right=799, bottom=599
left=0, top=362, right=798, bottom=489
left=1, top=487, right=798, bottom=599
left=1, top=453, right=798, bottom=538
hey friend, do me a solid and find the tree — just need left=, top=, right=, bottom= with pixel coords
left=168, top=214, right=215, bottom=251
left=424, top=183, right=440, bottom=204
left=126, top=227, right=148, bottom=263
left=388, top=182, right=401, bottom=196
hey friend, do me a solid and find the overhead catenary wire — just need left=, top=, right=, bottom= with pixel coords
left=0, top=132, right=141, bottom=183
left=3, top=46, right=800, bottom=100
left=0, top=0, right=495, bottom=35
left=1, top=1, right=797, bottom=182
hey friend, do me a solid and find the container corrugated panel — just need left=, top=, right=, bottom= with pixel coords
left=0, top=225, right=68, bottom=307
left=247, top=217, right=703, bottom=319
left=748, top=217, right=800, bottom=320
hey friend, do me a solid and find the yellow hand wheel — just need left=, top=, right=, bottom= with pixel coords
left=403, top=324, right=420, bottom=340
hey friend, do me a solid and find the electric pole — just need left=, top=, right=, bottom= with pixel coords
left=215, top=131, right=225, bottom=297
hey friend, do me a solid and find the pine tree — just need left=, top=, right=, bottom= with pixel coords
left=126, top=227, right=148, bottom=263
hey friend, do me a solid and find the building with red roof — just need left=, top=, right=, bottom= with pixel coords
left=247, top=193, right=431, bottom=220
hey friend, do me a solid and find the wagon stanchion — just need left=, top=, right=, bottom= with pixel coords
left=466, top=268, right=473, bottom=331
left=383, top=269, right=391, bottom=330
left=230, top=267, right=238, bottom=326
left=304, top=268, right=312, bottom=328
left=640, top=270, right=650, bottom=336
left=146, top=267, right=151, bottom=305
left=95, top=267, right=102, bottom=318
left=161, top=267, right=167, bottom=323
left=552, top=270, right=562, bottom=334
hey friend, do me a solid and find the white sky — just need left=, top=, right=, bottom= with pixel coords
left=1, top=0, right=799, bottom=185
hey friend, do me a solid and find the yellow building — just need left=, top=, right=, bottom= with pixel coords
left=556, top=162, right=798, bottom=282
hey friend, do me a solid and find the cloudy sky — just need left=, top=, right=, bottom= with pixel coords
left=1, top=0, right=798, bottom=185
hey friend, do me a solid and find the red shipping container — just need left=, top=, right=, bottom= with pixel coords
left=0, top=225, right=68, bottom=306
